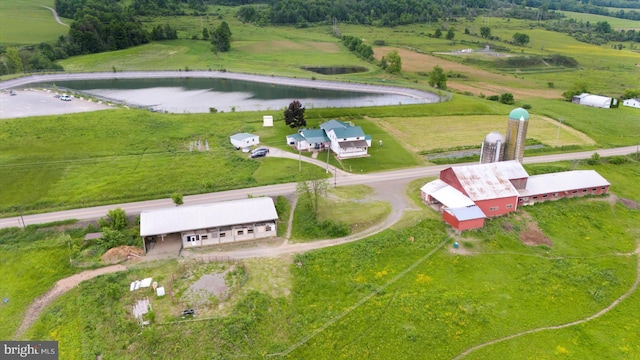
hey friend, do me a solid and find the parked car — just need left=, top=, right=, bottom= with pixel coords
left=10, top=90, right=17, bottom=96
left=251, top=147, right=269, bottom=155
left=250, top=149, right=268, bottom=158
left=60, top=95, right=72, bottom=101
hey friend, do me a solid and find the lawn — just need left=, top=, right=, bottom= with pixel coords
left=0, top=108, right=332, bottom=215
left=0, top=0, right=69, bottom=45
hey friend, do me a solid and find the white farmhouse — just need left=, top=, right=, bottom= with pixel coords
left=320, top=119, right=371, bottom=159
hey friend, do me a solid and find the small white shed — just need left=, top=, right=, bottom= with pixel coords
left=622, top=98, right=640, bottom=109
left=230, top=133, right=259, bottom=150
left=263, top=115, right=273, bottom=127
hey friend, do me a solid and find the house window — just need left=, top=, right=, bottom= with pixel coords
left=506, top=204, right=513, bottom=209
left=490, top=206, right=499, bottom=211
left=247, top=229, right=254, bottom=234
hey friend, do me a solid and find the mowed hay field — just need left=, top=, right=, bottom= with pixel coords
left=0, top=0, right=69, bottom=44
left=369, top=113, right=595, bottom=153
left=374, top=47, right=562, bottom=99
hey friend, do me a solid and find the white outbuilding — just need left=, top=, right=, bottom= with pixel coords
left=572, top=93, right=614, bottom=108
left=140, top=197, right=278, bottom=252
left=622, top=98, right=640, bottom=109
left=230, top=133, right=259, bottom=151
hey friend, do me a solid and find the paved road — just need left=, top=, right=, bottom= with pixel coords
left=1, top=145, right=637, bottom=229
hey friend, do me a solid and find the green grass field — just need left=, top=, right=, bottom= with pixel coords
left=557, top=10, right=640, bottom=30
left=0, top=0, right=70, bottom=45
left=13, top=157, right=639, bottom=358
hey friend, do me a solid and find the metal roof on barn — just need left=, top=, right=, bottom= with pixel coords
left=445, top=205, right=487, bottom=221
left=449, top=161, right=528, bottom=201
left=140, top=197, right=278, bottom=237
left=519, top=170, right=610, bottom=196
left=426, top=182, right=477, bottom=208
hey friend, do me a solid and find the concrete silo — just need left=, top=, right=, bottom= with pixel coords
left=503, top=107, right=529, bottom=162
left=479, top=131, right=505, bottom=164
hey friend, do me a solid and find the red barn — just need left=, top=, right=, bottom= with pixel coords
left=421, top=161, right=610, bottom=232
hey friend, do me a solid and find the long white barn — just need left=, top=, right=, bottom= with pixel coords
left=140, top=197, right=278, bottom=251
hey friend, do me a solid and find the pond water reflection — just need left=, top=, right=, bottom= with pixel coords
left=33, top=77, right=426, bottom=113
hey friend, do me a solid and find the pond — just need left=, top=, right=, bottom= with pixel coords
left=27, top=73, right=434, bottom=113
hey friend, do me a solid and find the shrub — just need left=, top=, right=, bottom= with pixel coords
left=499, top=92, right=515, bottom=104
left=487, top=95, right=499, bottom=101
left=608, top=156, right=628, bottom=165
left=522, top=104, right=532, bottom=109
left=373, top=40, right=386, bottom=46
left=171, top=193, right=184, bottom=206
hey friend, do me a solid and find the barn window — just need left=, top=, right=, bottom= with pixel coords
left=582, top=189, right=588, bottom=193
left=592, top=188, right=597, bottom=191
left=601, top=186, right=606, bottom=190
left=238, top=230, right=244, bottom=235
left=266, top=225, right=272, bottom=231
left=220, top=233, right=226, bottom=238
left=506, top=204, right=513, bottom=209
left=247, top=229, right=254, bottom=234
left=572, top=190, right=578, bottom=194
left=553, top=193, right=558, bottom=197
left=201, top=235, right=208, bottom=240
left=542, top=194, right=548, bottom=198
left=533, top=196, right=538, bottom=200
left=489, top=206, right=499, bottom=211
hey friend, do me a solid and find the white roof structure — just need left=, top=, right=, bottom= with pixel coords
left=574, top=93, right=612, bottom=108
left=140, top=197, right=278, bottom=236
left=449, top=161, right=527, bottom=201
left=230, top=133, right=258, bottom=141
left=445, top=205, right=486, bottom=221
left=519, top=170, right=610, bottom=196
left=422, top=180, right=476, bottom=208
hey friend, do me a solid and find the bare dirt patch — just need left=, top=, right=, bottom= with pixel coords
left=101, top=245, right=145, bottom=264
left=619, top=198, right=640, bottom=209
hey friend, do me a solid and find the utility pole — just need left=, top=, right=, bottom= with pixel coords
left=334, top=168, right=337, bottom=187
left=326, top=147, right=330, bottom=173
left=298, top=149, right=301, bottom=172
left=555, top=118, right=563, bottom=147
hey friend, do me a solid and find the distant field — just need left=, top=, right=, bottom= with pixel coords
left=0, top=0, right=69, bottom=44
left=558, top=10, right=640, bottom=30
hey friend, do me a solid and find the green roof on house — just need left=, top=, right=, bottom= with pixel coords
left=333, top=125, right=365, bottom=139
left=320, top=119, right=348, bottom=131
left=300, top=129, right=330, bottom=143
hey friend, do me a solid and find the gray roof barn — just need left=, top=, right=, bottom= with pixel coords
left=140, top=197, right=278, bottom=237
